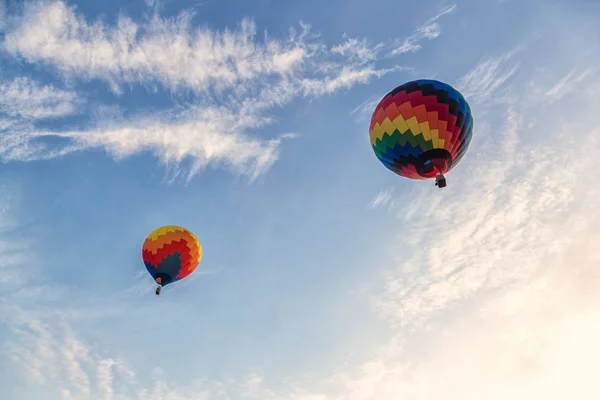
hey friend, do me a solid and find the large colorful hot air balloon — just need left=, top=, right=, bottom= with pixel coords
left=142, top=225, right=202, bottom=295
left=369, top=79, right=474, bottom=188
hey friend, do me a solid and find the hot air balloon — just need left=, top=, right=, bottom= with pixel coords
left=369, top=79, right=474, bottom=188
left=142, top=225, right=202, bottom=295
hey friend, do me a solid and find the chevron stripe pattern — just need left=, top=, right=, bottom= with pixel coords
left=369, top=79, right=474, bottom=180
left=142, top=225, right=202, bottom=286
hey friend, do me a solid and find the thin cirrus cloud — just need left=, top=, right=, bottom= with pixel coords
left=336, top=123, right=600, bottom=400
left=265, top=46, right=600, bottom=400
left=455, top=49, right=521, bottom=103
left=0, top=77, right=82, bottom=120
left=0, top=75, right=87, bottom=163
left=0, top=1, right=455, bottom=180
left=369, top=187, right=395, bottom=210
left=358, top=53, right=600, bottom=399
left=376, top=53, right=572, bottom=328
left=391, top=4, right=457, bottom=55
left=536, top=67, right=598, bottom=103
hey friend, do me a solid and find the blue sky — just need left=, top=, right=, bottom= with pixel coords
left=1, top=0, right=600, bottom=399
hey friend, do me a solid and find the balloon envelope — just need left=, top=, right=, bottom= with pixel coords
left=142, top=225, right=202, bottom=286
left=369, top=79, right=474, bottom=180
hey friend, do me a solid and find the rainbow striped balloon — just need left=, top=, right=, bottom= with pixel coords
left=369, top=79, right=474, bottom=181
left=142, top=225, right=202, bottom=287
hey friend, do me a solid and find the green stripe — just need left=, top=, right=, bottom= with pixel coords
left=412, top=132, right=434, bottom=151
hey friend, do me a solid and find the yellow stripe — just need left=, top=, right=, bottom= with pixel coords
left=406, top=116, right=422, bottom=136
left=419, top=121, right=432, bottom=141
left=145, top=231, right=187, bottom=254
left=370, top=123, right=386, bottom=145
left=430, top=128, right=440, bottom=148
left=147, top=225, right=183, bottom=241
left=380, top=117, right=397, bottom=136
left=392, top=114, right=410, bottom=134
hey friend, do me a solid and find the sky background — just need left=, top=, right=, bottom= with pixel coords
left=1, top=0, right=599, bottom=399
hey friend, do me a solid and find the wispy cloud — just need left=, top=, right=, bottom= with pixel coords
left=0, top=76, right=83, bottom=164
left=0, top=187, right=33, bottom=287
left=391, top=4, right=457, bottom=55
left=281, top=98, right=599, bottom=400
left=376, top=106, right=579, bottom=328
left=0, top=1, right=452, bottom=181
left=5, top=311, right=137, bottom=399
left=11, top=105, right=294, bottom=181
left=0, top=187, right=138, bottom=399
left=301, top=65, right=405, bottom=96
left=331, top=37, right=379, bottom=63
left=350, top=95, right=380, bottom=123
left=456, top=49, right=520, bottom=102
left=3, top=2, right=297, bottom=92
left=0, top=77, right=82, bottom=119
left=540, top=67, right=597, bottom=103
left=369, top=187, right=395, bottom=210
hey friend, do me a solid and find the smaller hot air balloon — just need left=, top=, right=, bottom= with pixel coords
left=142, top=225, right=202, bottom=295
left=369, top=79, right=474, bottom=188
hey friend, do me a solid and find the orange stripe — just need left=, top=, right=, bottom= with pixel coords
left=427, top=111, right=439, bottom=129
left=144, top=229, right=198, bottom=254
left=373, top=107, right=387, bottom=126
left=144, top=230, right=184, bottom=254
left=398, top=101, right=414, bottom=120
left=413, top=104, right=428, bottom=124
left=384, top=103, right=400, bottom=121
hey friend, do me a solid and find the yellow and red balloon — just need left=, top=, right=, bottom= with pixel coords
left=142, top=225, right=202, bottom=287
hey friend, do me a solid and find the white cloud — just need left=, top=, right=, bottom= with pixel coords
left=0, top=187, right=32, bottom=287
left=391, top=4, right=457, bottom=54
left=349, top=95, right=380, bottom=123
left=0, top=1, right=451, bottom=180
left=331, top=37, right=379, bottom=63
left=4, top=312, right=137, bottom=399
left=536, top=67, right=598, bottom=103
left=377, top=110, right=593, bottom=329
left=1, top=1, right=389, bottom=96
left=5, top=105, right=294, bottom=181
left=0, top=76, right=83, bottom=166
left=369, top=187, right=395, bottom=210
left=0, top=76, right=82, bottom=119
left=3, top=2, right=292, bottom=92
left=456, top=49, right=521, bottom=102
left=301, top=65, right=404, bottom=96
